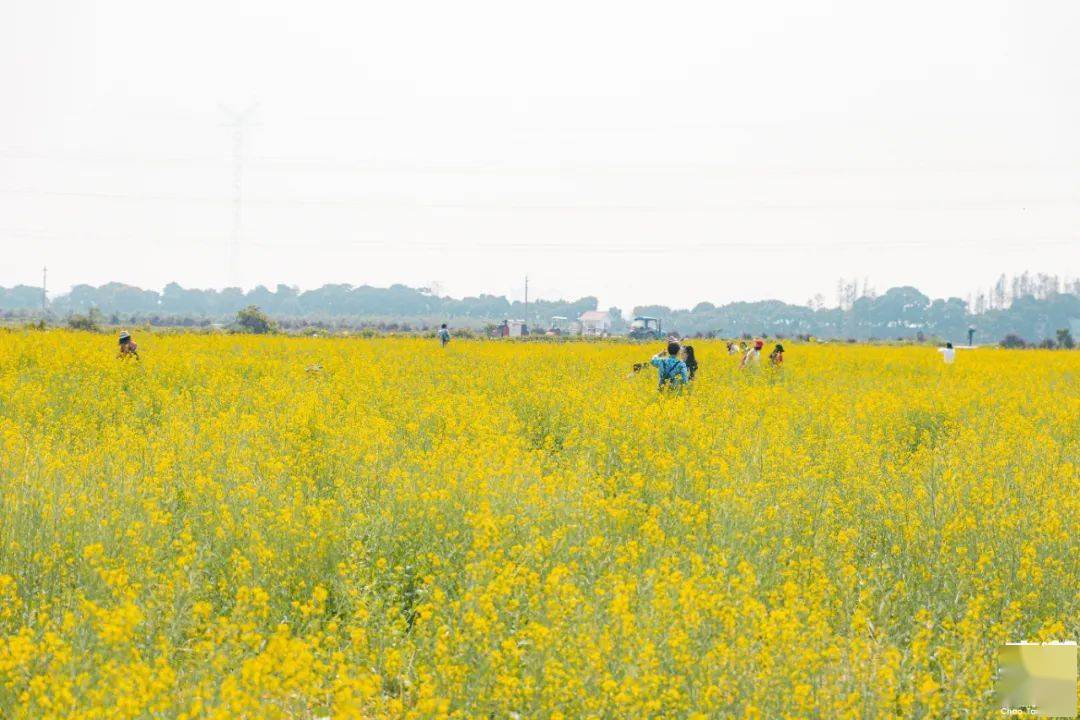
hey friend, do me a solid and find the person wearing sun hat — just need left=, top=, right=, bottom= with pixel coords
left=117, top=330, right=139, bottom=360
left=769, top=343, right=785, bottom=366
left=741, top=339, right=764, bottom=368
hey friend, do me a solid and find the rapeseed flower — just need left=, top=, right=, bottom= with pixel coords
left=0, top=331, right=1075, bottom=718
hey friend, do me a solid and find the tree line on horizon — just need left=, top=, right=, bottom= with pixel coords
left=0, top=277, right=1078, bottom=344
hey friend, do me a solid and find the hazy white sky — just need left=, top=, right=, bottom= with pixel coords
left=2, top=0, right=1078, bottom=310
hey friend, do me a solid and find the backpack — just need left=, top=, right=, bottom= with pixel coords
left=659, top=357, right=684, bottom=384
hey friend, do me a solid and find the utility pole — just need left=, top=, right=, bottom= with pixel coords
left=219, top=102, right=259, bottom=287
left=524, top=275, right=529, bottom=333
left=41, top=266, right=47, bottom=318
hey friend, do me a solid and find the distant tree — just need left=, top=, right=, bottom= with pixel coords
left=1035, top=273, right=1060, bottom=299
left=66, top=282, right=160, bottom=314
left=161, top=282, right=216, bottom=316
left=274, top=284, right=302, bottom=315
left=1000, top=334, right=1026, bottom=349
left=67, top=308, right=102, bottom=331
left=1038, top=337, right=1057, bottom=349
left=3, top=278, right=1076, bottom=339
left=972, top=290, right=987, bottom=314
left=217, top=288, right=247, bottom=315
left=247, top=285, right=278, bottom=314
left=1056, top=328, right=1075, bottom=349
left=1, top=285, right=45, bottom=310
left=298, top=284, right=354, bottom=316
left=835, top=278, right=859, bottom=311
left=992, top=274, right=1008, bottom=309
left=925, top=297, right=967, bottom=339
left=1010, top=271, right=1041, bottom=304
left=871, top=286, right=930, bottom=336
left=235, top=305, right=275, bottom=334
left=607, top=307, right=627, bottom=332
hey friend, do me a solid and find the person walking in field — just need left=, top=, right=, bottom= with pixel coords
left=650, top=340, right=689, bottom=390
left=117, top=330, right=139, bottom=360
left=939, top=342, right=955, bottom=364
left=769, top=343, right=784, bottom=366
left=741, top=339, right=763, bottom=368
left=438, top=323, right=451, bottom=347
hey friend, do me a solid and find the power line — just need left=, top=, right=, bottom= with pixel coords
left=2, top=185, right=1078, bottom=213
left=0, top=223, right=1074, bottom=254
left=6, top=147, right=1080, bottom=177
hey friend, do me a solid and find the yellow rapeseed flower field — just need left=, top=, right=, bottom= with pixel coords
left=0, top=330, right=1076, bottom=719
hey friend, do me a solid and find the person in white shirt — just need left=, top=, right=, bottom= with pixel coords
left=939, top=342, right=956, bottom=364
left=741, top=339, right=763, bottom=368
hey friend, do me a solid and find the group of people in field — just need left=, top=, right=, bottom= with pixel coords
left=631, top=336, right=783, bottom=392
left=434, top=323, right=781, bottom=392
left=116, top=323, right=787, bottom=389
left=116, top=324, right=785, bottom=388
left=726, top=339, right=785, bottom=368
left=725, top=341, right=786, bottom=369
left=117, top=323, right=955, bottom=383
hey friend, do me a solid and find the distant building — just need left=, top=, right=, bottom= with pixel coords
left=547, top=316, right=580, bottom=336
left=578, top=310, right=611, bottom=336
left=498, top=319, right=528, bottom=337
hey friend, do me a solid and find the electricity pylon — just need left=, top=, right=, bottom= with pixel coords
left=219, top=102, right=260, bottom=287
